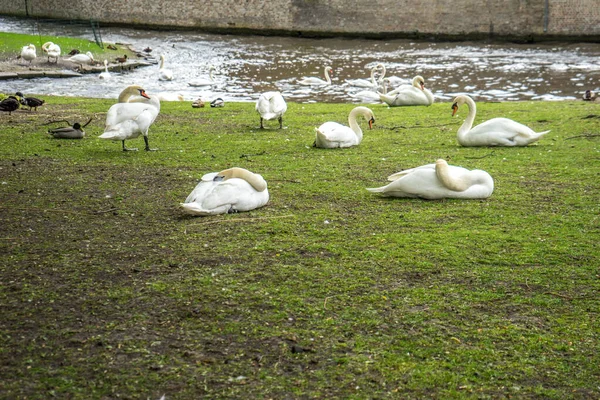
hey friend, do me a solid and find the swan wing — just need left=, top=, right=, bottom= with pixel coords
left=182, top=178, right=269, bottom=215
left=315, top=122, right=357, bottom=147
left=468, top=118, right=549, bottom=146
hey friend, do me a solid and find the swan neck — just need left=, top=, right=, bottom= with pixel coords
left=348, top=108, right=366, bottom=140
left=377, top=63, right=386, bottom=83
left=218, top=168, right=267, bottom=192
left=118, top=87, right=139, bottom=103
left=435, top=160, right=470, bottom=191
left=457, top=97, right=476, bottom=141
left=324, top=67, right=331, bottom=84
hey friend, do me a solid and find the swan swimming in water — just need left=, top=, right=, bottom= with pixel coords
left=451, top=95, right=550, bottom=146
left=345, top=64, right=384, bottom=88
left=314, top=106, right=375, bottom=148
left=99, top=85, right=161, bottom=151
left=379, top=75, right=434, bottom=106
left=158, top=54, right=173, bottom=81
left=256, top=91, right=287, bottom=129
left=298, top=66, right=333, bottom=86
left=188, top=66, right=216, bottom=87
left=181, top=167, right=269, bottom=216
left=367, top=159, right=494, bottom=200
left=98, top=60, right=111, bottom=80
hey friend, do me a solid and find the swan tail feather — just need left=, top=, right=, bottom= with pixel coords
left=366, top=186, right=386, bottom=193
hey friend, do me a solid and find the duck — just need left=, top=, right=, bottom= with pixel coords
left=256, top=91, right=287, bottom=129
left=41, top=41, right=61, bottom=63
left=68, top=49, right=80, bottom=56
left=68, top=51, right=94, bottom=66
left=378, top=75, right=434, bottom=106
left=345, top=64, right=384, bottom=88
left=188, top=66, right=216, bottom=87
left=114, top=54, right=128, bottom=64
left=20, top=44, right=36, bottom=64
left=367, top=159, right=494, bottom=200
left=47, top=117, right=92, bottom=139
left=192, top=98, right=205, bottom=108
left=298, top=66, right=333, bottom=86
left=143, top=47, right=153, bottom=54
left=15, top=92, right=45, bottom=111
left=0, top=96, right=20, bottom=115
left=451, top=94, right=550, bottom=146
left=583, top=90, right=599, bottom=102
left=158, top=54, right=173, bottom=81
left=99, top=85, right=161, bottom=151
left=98, top=60, right=111, bottom=80
left=314, top=106, right=375, bottom=148
left=210, top=98, right=224, bottom=108
left=181, top=167, right=269, bottom=216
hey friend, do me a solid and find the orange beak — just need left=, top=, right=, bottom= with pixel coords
left=368, top=117, right=375, bottom=129
left=139, top=89, right=150, bottom=99
left=451, top=103, right=458, bottom=116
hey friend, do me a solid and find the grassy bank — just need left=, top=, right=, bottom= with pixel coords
left=0, top=96, right=598, bottom=399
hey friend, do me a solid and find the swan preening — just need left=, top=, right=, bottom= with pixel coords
left=452, top=95, right=550, bottom=146
left=379, top=75, right=434, bottom=106
left=298, top=66, right=333, bottom=86
left=99, top=85, right=161, bottom=151
left=256, top=91, right=287, bottom=129
left=314, top=106, right=375, bottom=148
left=158, top=54, right=173, bottom=81
left=368, top=159, right=494, bottom=200
left=42, top=42, right=61, bottom=63
left=20, top=44, right=36, bottom=64
left=181, top=167, right=269, bottom=216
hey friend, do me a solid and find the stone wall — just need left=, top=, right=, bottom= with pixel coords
left=1, top=0, right=599, bottom=40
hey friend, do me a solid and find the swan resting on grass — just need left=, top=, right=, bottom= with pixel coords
left=452, top=95, right=550, bottom=146
left=367, top=159, right=494, bottom=200
left=314, top=106, right=375, bottom=148
left=181, top=167, right=269, bottom=216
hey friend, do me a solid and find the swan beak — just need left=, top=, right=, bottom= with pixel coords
left=451, top=103, right=458, bottom=117
left=368, top=117, right=375, bottom=129
left=139, top=89, right=150, bottom=99
left=213, top=175, right=225, bottom=182
left=420, top=82, right=425, bottom=90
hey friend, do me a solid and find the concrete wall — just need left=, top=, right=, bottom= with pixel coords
left=1, top=0, right=599, bottom=40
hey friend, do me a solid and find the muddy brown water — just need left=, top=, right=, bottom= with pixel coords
left=1, top=16, right=600, bottom=103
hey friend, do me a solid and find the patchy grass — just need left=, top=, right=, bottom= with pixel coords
left=0, top=96, right=599, bottom=399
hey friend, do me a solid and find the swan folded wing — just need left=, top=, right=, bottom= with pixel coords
left=387, top=163, right=436, bottom=181
left=315, top=122, right=356, bottom=145
left=182, top=179, right=268, bottom=215
left=469, top=118, right=548, bottom=146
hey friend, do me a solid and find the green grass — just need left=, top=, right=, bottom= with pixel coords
left=0, top=97, right=598, bottom=399
left=0, top=31, right=135, bottom=60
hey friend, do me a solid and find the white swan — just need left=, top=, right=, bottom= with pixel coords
left=158, top=54, right=173, bottom=81
left=298, top=66, right=333, bottom=86
left=98, top=60, right=111, bottom=80
left=452, top=95, right=550, bottom=146
left=68, top=51, right=94, bottom=65
left=367, top=159, right=494, bottom=200
left=352, top=78, right=389, bottom=103
left=256, top=91, right=287, bottom=129
left=41, top=42, right=61, bottom=63
left=156, top=92, right=184, bottom=102
left=20, top=44, right=36, bottom=64
left=181, top=167, right=269, bottom=216
left=379, top=75, right=434, bottom=106
left=188, top=66, right=215, bottom=87
left=345, top=64, right=384, bottom=88
left=99, top=85, right=161, bottom=151
left=314, top=106, right=375, bottom=148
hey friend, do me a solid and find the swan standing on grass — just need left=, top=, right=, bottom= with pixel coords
left=367, top=159, right=494, bottom=200
left=188, top=66, right=215, bottom=87
left=256, top=91, right=287, bottom=129
left=158, top=54, right=173, bottom=81
left=99, top=85, right=161, bottom=151
left=20, top=44, right=36, bottom=64
left=99, top=60, right=111, bottom=80
left=379, top=75, right=434, bottom=106
left=298, top=66, right=333, bottom=86
left=181, top=167, right=269, bottom=216
left=451, top=95, right=550, bottom=146
left=42, top=42, right=61, bottom=63
left=314, top=106, right=375, bottom=148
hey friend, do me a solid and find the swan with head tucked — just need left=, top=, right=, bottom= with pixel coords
left=367, top=159, right=494, bottom=200
left=42, top=42, right=61, bottom=63
left=379, top=75, right=434, bottom=106
left=452, top=95, right=550, bottom=146
left=345, top=64, right=384, bottom=88
left=181, top=167, right=269, bottom=216
left=298, top=66, right=333, bottom=86
left=20, top=44, right=36, bottom=64
left=98, top=60, right=111, bottom=80
left=188, top=66, right=216, bottom=87
left=99, top=85, right=161, bottom=151
left=256, top=91, right=287, bottom=129
left=314, top=106, right=375, bottom=148
left=158, top=54, right=173, bottom=81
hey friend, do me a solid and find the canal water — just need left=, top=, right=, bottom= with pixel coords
left=1, top=16, right=599, bottom=103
